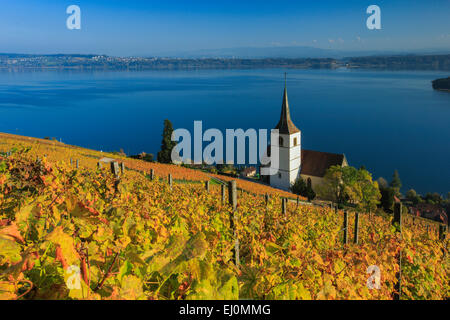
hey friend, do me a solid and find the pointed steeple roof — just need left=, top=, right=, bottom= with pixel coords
left=275, top=74, right=300, bottom=134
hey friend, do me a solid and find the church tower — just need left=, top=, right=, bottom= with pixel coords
left=269, top=75, right=301, bottom=191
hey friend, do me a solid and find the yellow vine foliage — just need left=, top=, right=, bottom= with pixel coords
left=210, top=173, right=302, bottom=200
left=0, top=137, right=448, bottom=300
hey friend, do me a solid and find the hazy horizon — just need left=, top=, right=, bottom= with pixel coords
left=1, top=45, right=449, bottom=58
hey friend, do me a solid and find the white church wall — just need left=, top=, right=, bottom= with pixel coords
left=270, top=170, right=291, bottom=190
left=269, top=131, right=302, bottom=191
left=288, top=168, right=301, bottom=186
left=278, top=148, right=291, bottom=169
left=270, top=167, right=300, bottom=191
left=288, top=151, right=301, bottom=170
left=269, top=133, right=291, bottom=174
left=289, top=132, right=301, bottom=148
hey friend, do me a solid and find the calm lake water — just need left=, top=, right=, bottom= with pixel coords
left=0, top=68, right=449, bottom=195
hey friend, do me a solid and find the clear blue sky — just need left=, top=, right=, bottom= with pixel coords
left=1, top=0, right=449, bottom=56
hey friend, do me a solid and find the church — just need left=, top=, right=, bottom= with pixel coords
left=262, top=78, right=348, bottom=192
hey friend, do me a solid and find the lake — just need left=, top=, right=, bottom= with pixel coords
left=0, top=68, right=449, bottom=195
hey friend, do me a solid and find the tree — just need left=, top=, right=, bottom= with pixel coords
left=379, top=187, right=395, bottom=212
left=317, top=165, right=380, bottom=211
left=424, top=192, right=443, bottom=205
left=157, top=119, right=176, bottom=163
left=142, top=153, right=154, bottom=162
left=356, top=169, right=381, bottom=213
left=389, top=170, right=402, bottom=196
left=291, top=177, right=315, bottom=201
left=405, top=189, right=416, bottom=199
left=377, top=177, right=388, bottom=189
left=130, top=152, right=154, bottom=162
left=406, top=189, right=422, bottom=205
left=317, top=165, right=351, bottom=205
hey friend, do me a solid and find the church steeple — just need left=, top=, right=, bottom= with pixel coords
left=275, top=73, right=300, bottom=134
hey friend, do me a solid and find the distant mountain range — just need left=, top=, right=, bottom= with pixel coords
left=149, top=45, right=450, bottom=59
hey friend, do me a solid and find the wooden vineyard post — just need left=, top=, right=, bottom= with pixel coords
left=393, top=202, right=402, bottom=233
left=110, top=161, right=120, bottom=193
left=221, top=184, right=226, bottom=204
left=120, top=162, right=125, bottom=174
left=343, top=211, right=348, bottom=245
left=110, top=161, right=120, bottom=178
left=97, top=161, right=102, bottom=169
left=296, top=196, right=299, bottom=207
left=354, top=213, right=360, bottom=244
left=76, top=159, right=79, bottom=169
left=168, top=174, right=173, bottom=190
left=205, top=180, right=210, bottom=193
left=150, top=169, right=154, bottom=181
left=228, top=181, right=237, bottom=211
left=281, top=198, right=287, bottom=216
left=228, top=181, right=239, bottom=268
left=393, top=202, right=402, bottom=300
left=70, top=158, right=73, bottom=166
left=265, top=194, right=269, bottom=207
left=439, top=225, right=447, bottom=240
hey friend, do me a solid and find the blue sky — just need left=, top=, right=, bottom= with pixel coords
left=1, top=0, right=449, bottom=56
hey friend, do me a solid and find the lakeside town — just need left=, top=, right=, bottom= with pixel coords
left=1, top=53, right=450, bottom=71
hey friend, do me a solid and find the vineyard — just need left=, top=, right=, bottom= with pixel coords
left=0, top=132, right=298, bottom=196
left=0, top=137, right=449, bottom=300
left=210, top=174, right=302, bottom=200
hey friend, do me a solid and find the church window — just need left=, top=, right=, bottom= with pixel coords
left=279, top=137, right=283, bottom=147
left=278, top=173, right=282, bottom=179
left=294, top=137, right=298, bottom=146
